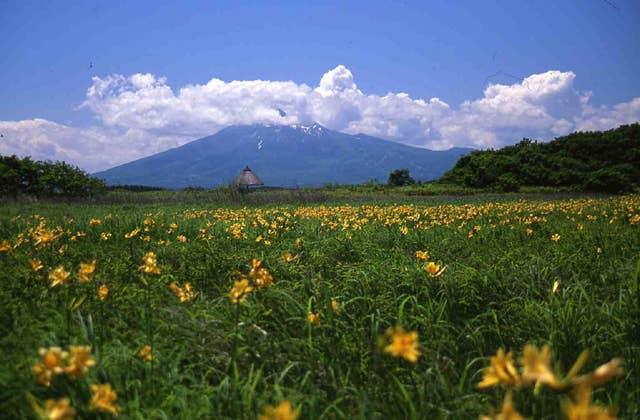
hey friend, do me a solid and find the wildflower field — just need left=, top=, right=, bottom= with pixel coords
left=1, top=195, right=639, bottom=419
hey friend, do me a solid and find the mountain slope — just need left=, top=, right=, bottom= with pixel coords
left=94, top=123, right=472, bottom=188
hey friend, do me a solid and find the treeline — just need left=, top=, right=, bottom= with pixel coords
left=0, top=155, right=105, bottom=198
left=106, top=185, right=166, bottom=192
left=440, top=123, right=640, bottom=193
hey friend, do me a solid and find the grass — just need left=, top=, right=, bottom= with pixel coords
left=0, top=195, right=638, bottom=418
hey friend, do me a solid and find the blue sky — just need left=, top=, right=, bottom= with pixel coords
left=1, top=0, right=639, bottom=171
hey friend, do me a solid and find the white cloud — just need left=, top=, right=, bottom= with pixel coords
left=430, top=71, right=588, bottom=149
left=1, top=65, right=638, bottom=171
left=81, top=65, right=455, bottom=145
left=315, top=65, right=359, bottom=96
left=574, top=97, right=640, bottom=132
left=0, top=119, right=187, bottom=172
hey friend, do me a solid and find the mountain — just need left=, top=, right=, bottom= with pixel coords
left=94, top=123, right=472, bottom=188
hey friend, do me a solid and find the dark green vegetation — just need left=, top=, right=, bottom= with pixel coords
left=441, top=123, right=640, bottom=193
left=0, top=155, right=105, bottom=198
left=106, top=185, right=166, bottom=192
left=387, top=168, right=416, bottom=186
left=1, top=196, right=639, bottom=418
left=94, top=123, right=472, bottom=188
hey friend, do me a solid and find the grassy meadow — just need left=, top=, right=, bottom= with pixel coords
left=1, top=195, right=639, bottom=419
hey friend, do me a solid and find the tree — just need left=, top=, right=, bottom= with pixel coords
left=0, top=154, right=105, bottom=198
left=439, top=123, right=640, bottom=193
left=388, top=169, right=415, bottom=186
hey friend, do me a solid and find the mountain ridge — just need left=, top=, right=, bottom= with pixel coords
left=94, top=123, right=472, bottom=188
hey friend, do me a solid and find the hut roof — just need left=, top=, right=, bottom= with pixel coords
left=232, top=166, right=264, bottom=186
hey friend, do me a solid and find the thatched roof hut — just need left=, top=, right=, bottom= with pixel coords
left=232, top=166, right=264, bottom=187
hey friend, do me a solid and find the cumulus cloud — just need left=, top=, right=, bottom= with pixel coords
left=428, top=71, right=585, bottom=149
left=1, top=65, right=638, bottom=171
left=574, top=97, right=640, bottom=132
left=0, top=119, right=187, bottom=172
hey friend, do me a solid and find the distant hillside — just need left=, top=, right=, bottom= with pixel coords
left=94, top=123, right=472, bottom=188
left=440, top=123, right=640, bottom=193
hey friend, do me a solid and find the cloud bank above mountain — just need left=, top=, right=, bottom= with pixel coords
left=1, top=65, right=639, bottom=172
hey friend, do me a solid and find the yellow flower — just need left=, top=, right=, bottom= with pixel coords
left=526, top=228, right=533, bottom=236
left=77, top=260, right=96, bottom=282
left=100, top=232, right=112, bottom=241
left=480, top=390, right=524, bottom=420
left=229, top=279, right=253, bottom=304
left=98, top=285, right=109, bottom=300
left=177, top=235, right=187, bottom=243
left=295, top=238, right=303, bottom=249
left=249, top=258, right=262, bottom=276
left=307, top=311, right=320, bottom=326
left=519, top=344, right=559, bottom=388
left=399, top=226, right=408, bottom=235
left=255, top=267, right=274, bottom=287
left=124, top=228, right=140, bottom=239
left=259, top=400, right=300, bottom=420
left=137, top=345, right=153, bottom=362
left=249, top=259, right=274, bottom=288
left=30, top=259, right=44, bottom=272
left=89, top=219, right=101, bottom=226
left=0, top=239, right=11, bottom=252
left=573, top=358, right=624, bottom=388
left=552, top=280, right=560, bottom=294
left=33, top=229, right=58, bottom=248
left=169, top=282, right=199, bottom=302
left=138, top=252, right=160, bottom=275
left=65, top=345, right=96, bottom=379
left=32, top=347, right=68, bottom=386
left=590, top=358, right=624, bottom=386
left=281, top=252, right=299, bottom=263
left=477, top=348, right=521, bottom=389
left=89, top=383, right=120, bottom=415
left=596, top=247, right=602, bottom=254
left=33, top=397, right=76, bottom=420
left=551, top=233, right=561, bottom=242
left=414, top=250, right=429, bottom=261
left=424, top=261, right=446, bottom=277
left=331, top=298, right=339, bottom=312
left=49, top=266, right=70, bottom=288
left=384, top=326, right=421, bottom=363
left=564, top=384, right=616, bottom=420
